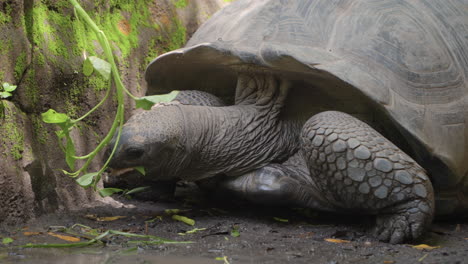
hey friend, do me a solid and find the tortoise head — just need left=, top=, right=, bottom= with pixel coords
left=105, top=106, right=187, bottom=181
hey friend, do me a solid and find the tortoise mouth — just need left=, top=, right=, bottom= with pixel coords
left=107, top=167, right=136, bottom=177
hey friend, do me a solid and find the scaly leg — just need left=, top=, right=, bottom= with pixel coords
left=300, top=111, right=434, bottom=243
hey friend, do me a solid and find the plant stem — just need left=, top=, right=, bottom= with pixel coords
left=68, top=0, right=126, bottom=181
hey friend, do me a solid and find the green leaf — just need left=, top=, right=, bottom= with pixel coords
left=2, top=237, right=13, bottom=245
left=230, top=228, right=240, bottom=237
left=76, top=172, right=98, bottom=187
left=273, top=217, right=289, bottom=223
left=41, top=109, right=70, bottom=124
left=0, top=91, right=12, bottom=98
left=125, top=186, right=150, bottom=195
left=89, top=56, right=111, bottom=80
left=165, top=209, right=181, bottom=215
left=2, top=82, right=16, bottom=92
left=172, top=215, right=195, bottom=226
left=3, top=83, right=17, bottom=92
left=215, top=256, right=230, bottom=264
left=135, top=166, right=145, bottom=176
left=82, top=57, right=94, bottom=77
left=99, top=188, right=124, bottom=197
left=178, top=228, right=206, bottom=235
left=55, top=130, right=65, bottom=140
left=135, top=90, right=180, bottom=110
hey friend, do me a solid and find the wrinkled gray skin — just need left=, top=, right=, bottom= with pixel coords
left=104, top=90, right=226, bottom=200
left=108, top=74, right=295, bottom=179
left=107, top=73, right=434, bottom=244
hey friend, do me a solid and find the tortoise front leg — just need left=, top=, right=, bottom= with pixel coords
left=300, top=111, right=435, bottom=243
left=206, top=164, right=331, bottom=211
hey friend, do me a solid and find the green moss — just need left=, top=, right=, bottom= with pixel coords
left=94, top=1, right=151, bottom=60
left=0, top=38, right=12, bottom=55
left=143, top=18, right=187, bottom=69
left=1, top=104, right=24, bottom=160
left=64, top=81, right=85, bottom=118
left=0, top=70, right=4, bottom=81
left=0, top=3, right=12, bottom=25
left=14, top=51, right=27, bottom=80
left=31, top=115, right=47, bottom=145
left=87, top=74, right=108, bottom=93
left=24, top=69, right=39, bottom=106
left=174, top=0, right=188, bottom=8
left=35, top=50, right=46, bottom=66
left=166, top=18, right=186, bottom=52
left=144, top=38, right=160, bottom=66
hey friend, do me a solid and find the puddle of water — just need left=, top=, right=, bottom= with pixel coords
left=0, top=247, right=217, bottom=264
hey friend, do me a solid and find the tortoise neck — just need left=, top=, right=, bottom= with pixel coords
left=178, top=73, right=294, bottom=181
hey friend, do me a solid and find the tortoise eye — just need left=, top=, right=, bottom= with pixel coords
left=125, top=147, right=144, bottom=159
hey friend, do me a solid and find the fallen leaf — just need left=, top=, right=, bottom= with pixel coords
left=96, top=216, right=127, bottom=222
left=178, top=228, right=207, bottom=236
left=47, top=232, right=80, bottom=242
left=383, top=261, right=395, bottom=264
left=165, top=209, right=181, bottom=215
left=412, top=244, right=440, bottom=250
left=230, top=228, right=240, bottom=238
left=324, top=238, right=351, bottom=243
left=273, top=217, right=289, bottom=223
left=418, top=253, right=429, bottom=262
left=215, top=256, right=230, bottom=264
left=84, top=214, right=126, bottom=221
left=2, top=238, right=13, bottom=245
left=172, top=215, right=195, bottom=226
left=23, top=232, right=41, bottom=236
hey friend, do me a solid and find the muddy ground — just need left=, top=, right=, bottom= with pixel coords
left=1, top=184, right=467, bottom=264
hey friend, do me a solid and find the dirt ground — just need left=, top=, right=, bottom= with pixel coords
left=1, top=184, right=467, bottom=264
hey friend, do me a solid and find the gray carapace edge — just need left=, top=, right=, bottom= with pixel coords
left=145, top=0, right=468, bottom=214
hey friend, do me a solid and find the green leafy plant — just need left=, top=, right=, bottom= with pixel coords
left=0, top=82, right=17, bottom=119
left=41, top=0, right=179, bottom=194
left=0, top=82, right=16, bottom=99
left=21, top=224, right=190, bottom=248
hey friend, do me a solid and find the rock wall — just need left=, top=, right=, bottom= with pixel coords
left=0, top=0, right=227, bottom=224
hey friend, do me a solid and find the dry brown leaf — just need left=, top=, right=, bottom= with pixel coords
left=23, top=232, right=41, bottom=236
left=411, top=244, right=440, bottom=250
left=47, top=232, right=80, bottom=242
left=96, top=216, right=127, bottom=222
left=324, top=238, right=351, bottom=243
left=383, top=261, right=395, bottom=264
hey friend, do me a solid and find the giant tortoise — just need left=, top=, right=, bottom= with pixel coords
left=107, top=0, right=468, bottom=243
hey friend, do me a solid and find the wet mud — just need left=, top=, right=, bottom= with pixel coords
left=1, top=185, right=467, bottom=264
